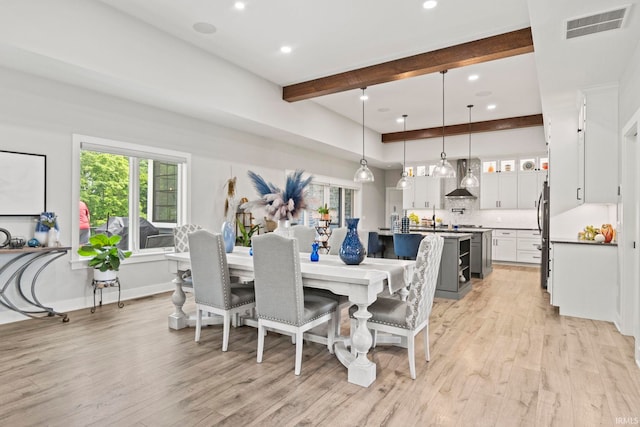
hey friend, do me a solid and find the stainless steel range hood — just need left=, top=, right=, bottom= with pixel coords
left=445, top=159, right=477, bottom=199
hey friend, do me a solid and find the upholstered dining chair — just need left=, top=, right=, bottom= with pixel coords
left=290, top=225, right=317, bottom=253
left=367, top=231, right=385, bottom=258
left=327, top=227, right=347, bottom=255
left=173, top=224, right=203, bottom=289
left=252, top=233, right=337, bottom=375
left=188, top=230, right=256, bottom=351
left=393, top=233, right=425, bottom=260
left=350, top=234, right=444, bottom=379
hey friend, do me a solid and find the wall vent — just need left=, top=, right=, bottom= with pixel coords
left=566, top=7, right=628, bottom=39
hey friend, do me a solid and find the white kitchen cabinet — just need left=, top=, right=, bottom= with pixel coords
left=576, top=86, right=618, bottom=204
left=403, top=175, right=442, bottom=210
left=550, top=241, right=617, bottom=321
left=481, top=172, right=518, bottom=209
left=516, top=229, right=541, bottom=264
left=518, top=171, right=547, bottom=209
left=492, top=229, right=517, bottom=262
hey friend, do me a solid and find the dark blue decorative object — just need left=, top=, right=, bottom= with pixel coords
left=401, top=215, right=410, bottom=233
left=27, top=238, right=40, bottom=247
left=221, top=221, right=235, bottom=253
left=249, top=246, right=253, bottom=256
left=310, top=242, right=319, bottom=262
left=339, top=218, right=365, bottom=265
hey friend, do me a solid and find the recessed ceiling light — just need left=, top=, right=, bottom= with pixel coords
left=193, top=22, right=217, bottom=34
left=468, top=74, right=479, bottom=81
left=396, top=117, right=405, bottom=123
left=234, top=2, right=246, bottom=10
left=487, top=104, right=497, bottom=110
left=423, top=1, right=438, bottom=9
left=280, top=45, right=292, bottom=54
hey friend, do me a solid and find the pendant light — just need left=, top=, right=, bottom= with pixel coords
left=353, top=87, right=375, bottom=183
left=460, top=104, right=479, bottom=188
left=432, top=70, right=456, bottom=178
left=396, top=114, right=412, bottom=189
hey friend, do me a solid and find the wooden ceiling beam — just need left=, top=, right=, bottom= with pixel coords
left=283, top=27, right=534, bottom=102
left=381, top=114, right=543, bottom=143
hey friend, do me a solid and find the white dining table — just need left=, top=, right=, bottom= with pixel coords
left=165, top=246, right=414, bottom=388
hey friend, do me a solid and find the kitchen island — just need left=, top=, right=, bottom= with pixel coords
left=379, top=227, right=493, bottom=278
left=378, top=230, right=473, bottom=299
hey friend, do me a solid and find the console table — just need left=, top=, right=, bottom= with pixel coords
left=0, top=246, right=70, bottom=322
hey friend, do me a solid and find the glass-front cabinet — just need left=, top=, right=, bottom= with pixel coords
left=481, top=154, right=548, bottom=210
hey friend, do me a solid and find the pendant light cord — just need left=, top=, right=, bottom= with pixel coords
left=361, top=87, right=366, bottom=162
left=402, top=114, right=407, bottom=170
left=467, top=104, right=473, bottom=170
left=440, top=70, right=447, bottom=160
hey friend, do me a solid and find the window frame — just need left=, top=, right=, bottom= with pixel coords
left=71, top=134, right=191, bottom=266
left=287, top=170, right=362, bottom=228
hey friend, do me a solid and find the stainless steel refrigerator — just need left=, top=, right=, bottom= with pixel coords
left=537, top=180, right=550, bottom=288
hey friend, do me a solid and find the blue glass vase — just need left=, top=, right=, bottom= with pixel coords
left=221, top=221, right=235, bottom=253
left=310, top=242, right=320, bottom=262
left=339, top=218, right=365, bottom=265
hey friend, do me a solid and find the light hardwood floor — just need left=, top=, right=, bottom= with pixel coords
left=1, top=265, right=638, bottom=426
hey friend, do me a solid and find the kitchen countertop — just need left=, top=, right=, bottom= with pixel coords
left=551, top=238, right=618, bottom=246
left=379, top=227, right=493, bottom=233
left=378, top=230, right=473, bottom=239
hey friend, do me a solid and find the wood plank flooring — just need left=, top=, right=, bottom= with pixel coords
left=1, top=265, right=638, bottom=426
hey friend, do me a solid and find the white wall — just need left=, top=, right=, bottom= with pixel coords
left=0, top=67, right=386, bottom=323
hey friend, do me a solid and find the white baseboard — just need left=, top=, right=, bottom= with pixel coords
left=0, top=281, right=174, bottom=325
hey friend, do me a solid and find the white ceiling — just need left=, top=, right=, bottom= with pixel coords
left=100, top=0, right=540, bottom=132
left=0, top=0, right=638, bottom=163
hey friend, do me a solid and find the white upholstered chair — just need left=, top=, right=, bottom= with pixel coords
left=252, top=233, right=337, bottom=375
left=290, top=225, right=317, bottom=253
left=350, top=234, right=444, bottom=379
left=188, top=230, right=256, bottom=351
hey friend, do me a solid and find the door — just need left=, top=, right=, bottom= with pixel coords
left=481, top=173, right=499, bottom=209
left=385, top=187, right=403, bottom=228
left=499, top=173, right=518, bottom=209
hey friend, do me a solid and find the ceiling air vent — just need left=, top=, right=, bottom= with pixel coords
left=566, top=7, right=628, bottom=39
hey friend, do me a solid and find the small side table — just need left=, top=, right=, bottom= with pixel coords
left=91, top=278, right=124, bottom=313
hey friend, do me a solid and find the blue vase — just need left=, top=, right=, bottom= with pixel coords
left=221, top=221, right=235, bottom=253
left=339, top=218, right=365, bottom=265
left=310, top=242, right=320, bottom=262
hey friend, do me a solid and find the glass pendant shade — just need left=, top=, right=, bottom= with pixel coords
left=396, top=114, right=411, bottom=189
left=460, top=170, right=479, bottom=188
left=354, top=87, right=374, bottom=183
left=354, top=158, right=375, bottom=182
left=461, top=104, right=479, bottom=187
left=432, top=158, right=456, bottom=178
left=396, top=171, right=411, bottom=189
left=434, top=70, right=455, bottom=179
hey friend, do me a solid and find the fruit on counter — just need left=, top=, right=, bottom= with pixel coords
left=601, top=224, right=615, bottom=243
left=594, top=234, right=606, bottom=243
left=408, top=212, right=420, bottom=225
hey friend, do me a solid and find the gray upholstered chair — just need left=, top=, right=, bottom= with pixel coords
left=327, top=227, right=347, bottom=255
left=252, top=233, right=337, bottom=375
left=350, top=234, right=444, bottom=379
left=173, top=224, right=203, bottom=289
left=188, top=230, right=256, bottom=351
left=290, top=225, right=317, bottom=253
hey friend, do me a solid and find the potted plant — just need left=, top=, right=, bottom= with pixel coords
left=77, top=233, right=132, bottom=281
left=236, top=222, right=261, bottom=247
left=318, top=203, right=330, bottom=219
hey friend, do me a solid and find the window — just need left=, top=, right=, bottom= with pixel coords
left=298, top=176, right=358, bottom=229
left=73, top=135, right=189, bottom=256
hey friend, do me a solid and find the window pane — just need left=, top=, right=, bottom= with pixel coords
left=329, top=187, right=341, bottom=226
left=306, top=183, right=325, bottom=227
left=142, top=160, right=177, bottom=249
left=80, top=150, right=130, bottom=249
left=344, top=189, right=354, bottom=220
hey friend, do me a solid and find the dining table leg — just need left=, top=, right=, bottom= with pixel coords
left=168, top=271, right=188, bottom=330
left=346, top=302, right=376, bottom=387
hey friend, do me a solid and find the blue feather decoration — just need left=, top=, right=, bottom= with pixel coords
left=243, top=169, right=313, bottom=220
